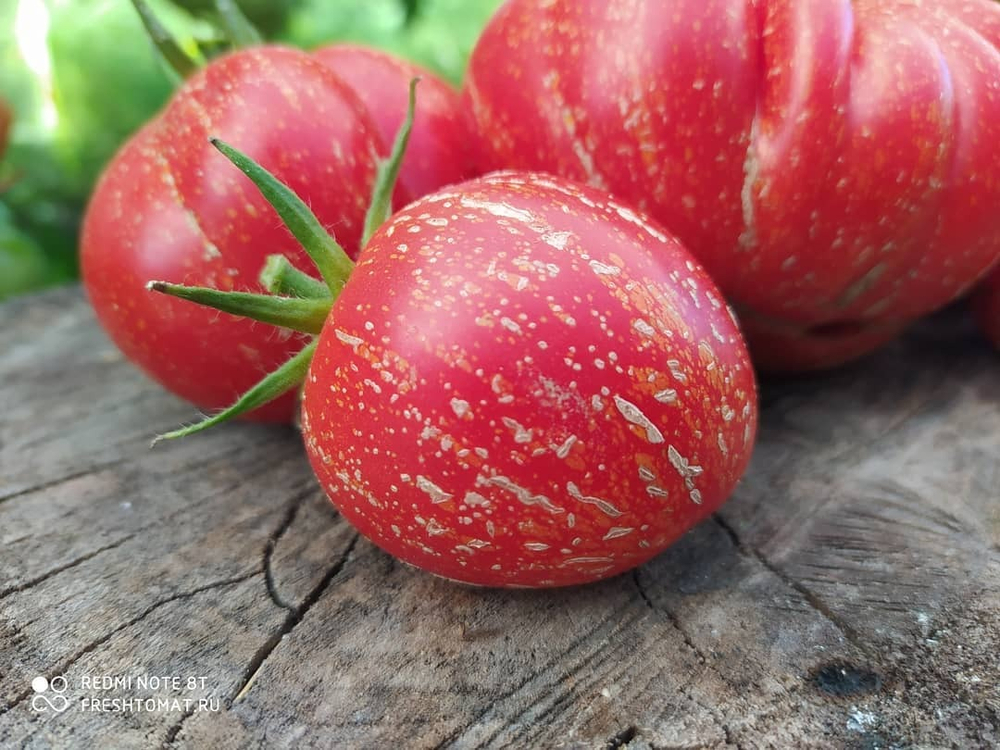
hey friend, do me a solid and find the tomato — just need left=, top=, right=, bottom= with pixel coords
left=464, top=0, right=1000, bottom=371
left=974, top=268, right=1000, bottom=350
left=301, top=171, right=757, bottom=587
left=82, top=45, right=472, bottom=421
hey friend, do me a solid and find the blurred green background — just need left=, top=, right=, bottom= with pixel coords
left=0, top=0, right=502, bottom=300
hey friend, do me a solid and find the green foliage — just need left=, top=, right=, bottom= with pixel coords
left=279, top=0, right=503, bottom=85
left=47, top=0, right=212, bottom=196
left=0, top=202, right=64, bottom=300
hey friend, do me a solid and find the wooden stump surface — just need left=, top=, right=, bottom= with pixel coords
left=1, top=286, right=998, bottom=748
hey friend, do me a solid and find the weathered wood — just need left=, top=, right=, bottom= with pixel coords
left=1, top=286, right=997, bottom=749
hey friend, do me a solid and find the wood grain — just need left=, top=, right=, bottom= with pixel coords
left=1, top=287, right=997, bottom=749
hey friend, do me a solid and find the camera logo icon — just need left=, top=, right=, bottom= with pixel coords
left=31, top=675, right=70, bottom=713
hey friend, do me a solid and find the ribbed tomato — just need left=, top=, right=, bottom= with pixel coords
left=464, top=0, right=1000, bottom=371
left=82, top=45, right=473, bottom=421
left=301, top=172, right=757, bottom=587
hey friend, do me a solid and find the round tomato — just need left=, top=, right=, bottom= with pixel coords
left=82, top=45, right=473, bottom=421
left=464, top=0, right=1000, bottom=371
left=301, top=172, right=757, bottom=587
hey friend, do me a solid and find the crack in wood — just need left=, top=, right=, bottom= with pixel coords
left=230, top=532, right=360, bottom=705
left=163, top=488, right=330, bottom=747
left=0, top=533, right=137, bottom=601
left=162, top=704, right=198, bottom=747
left=0, top=461, right=129, bottom=506
left=713, top=515, right=868, bottom=654
left=1, top=457, right=273, bottom=612
left=500, top=634, right=644, bottom=743
left=629, top=569, right=745, bottom=748
left=0, top=571, right=260, bottom=716
left=631, top=569, right=706, bottom=666
left=262, top=487, right=318, bottom=613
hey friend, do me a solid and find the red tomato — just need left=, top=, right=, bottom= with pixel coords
left=464, top=0, right=1000, bottom=371
left=974, top=268, right=1000, bottom=350
left=82, top=45, right=472, bottom=421
left=301, top=172, right=757, bottom=587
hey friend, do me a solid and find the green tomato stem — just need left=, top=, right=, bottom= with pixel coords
left=260, top=254, right=332, bottom=299
left=147, top=281, right=329, bottom=334
left=362, top=77, right=421, bottom=246
left=210, top=138, right=355, bottom=296
left=153, top=340, right=317, bottom=444
left=130, top=0, right=201, bottom=82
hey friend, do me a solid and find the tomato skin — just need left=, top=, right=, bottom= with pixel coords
left=312, top=44, right=476, bottom=207
left=302, top=172, right=757, bottom=587
left=465, top=0, right=1000, bottom=371
left=82, top=45, right=474, bottom=421
left=974, top=268, right=1000, bottom=350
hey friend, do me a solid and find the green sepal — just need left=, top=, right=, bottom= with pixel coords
left=260, top=254, right=331, bottom=299
left=362, top=77, right=420, bottom=246
left=147, top=280, right=329, bottom=334
left=209, top=139, right=355, bottom=296
left=152, top=340, right=317, bottom=444
left=130, top=0, right=201, bottom=81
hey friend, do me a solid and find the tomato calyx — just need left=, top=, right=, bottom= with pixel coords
left=209, top=137, right=358, bottom=295
left=147, top=79, right=419, bottom=443
left=259, top=254, right=332, bottom=299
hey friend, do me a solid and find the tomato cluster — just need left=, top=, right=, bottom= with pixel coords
left=80, top=0, right=1000, bottom=587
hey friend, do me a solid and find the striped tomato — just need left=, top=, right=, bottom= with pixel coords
left=301, top=172, right=757, bottom=587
